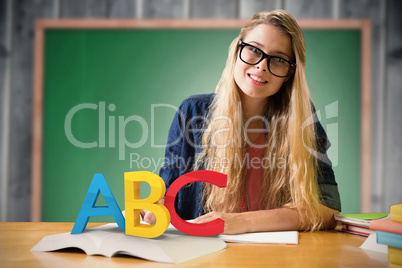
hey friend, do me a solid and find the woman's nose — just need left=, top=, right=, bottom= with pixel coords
left=256, top=58, right=268, bottom=72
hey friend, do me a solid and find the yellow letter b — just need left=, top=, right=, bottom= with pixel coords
left=124, top=171, right=170, bottom=238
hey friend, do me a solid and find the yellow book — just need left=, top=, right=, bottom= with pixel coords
left=389, top=246, right=402, bottom=266
left=391, top=204, right=402, bottom=223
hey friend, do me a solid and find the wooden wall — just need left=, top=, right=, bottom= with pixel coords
left=0, top=0, right=401, bottom=221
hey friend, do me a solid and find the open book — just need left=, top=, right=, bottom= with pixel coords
left=31, top=223, right=227, bottom=264
left=32, top=222, right=299, bottom=263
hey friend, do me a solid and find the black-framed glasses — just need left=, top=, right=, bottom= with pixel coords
left=238, top=41, right=296, bottom=78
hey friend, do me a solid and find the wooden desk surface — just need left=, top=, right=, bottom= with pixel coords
left=0, top=222, right=388, bottom=267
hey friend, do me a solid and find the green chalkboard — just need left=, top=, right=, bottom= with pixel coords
left=41, top=27, right=361, bottom=222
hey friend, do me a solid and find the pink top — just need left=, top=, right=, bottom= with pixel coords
left=242, top=132, right=265, bottom=212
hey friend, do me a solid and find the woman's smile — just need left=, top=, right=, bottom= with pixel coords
left=247, top=73, right=268, bottom=85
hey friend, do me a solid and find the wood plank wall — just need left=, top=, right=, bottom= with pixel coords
left=0, top=0, right=401, bottom=221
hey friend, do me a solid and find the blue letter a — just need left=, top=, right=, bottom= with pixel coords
left=71, top=174, right=125, bottom=234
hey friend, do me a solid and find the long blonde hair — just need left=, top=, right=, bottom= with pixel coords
left=196, top=9, right=324, bottom=230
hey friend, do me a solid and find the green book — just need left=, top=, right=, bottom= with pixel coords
left=334, top=213, right=389, bottom=228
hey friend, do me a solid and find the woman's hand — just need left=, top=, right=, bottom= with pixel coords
left=139, top=199, right=164, bottom=225
left=193, top=211, right=250, bottom=235
left=140, top=210, right=156, bottom=224
left=121, top=210, right=156, bottom=224
left=194, top=206, right=338, bottom=234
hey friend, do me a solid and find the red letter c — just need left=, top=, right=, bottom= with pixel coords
left=164, top=170, right=227, bottom=236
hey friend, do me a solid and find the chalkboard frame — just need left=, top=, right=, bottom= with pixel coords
left=32, top=19, right=371, bottom=221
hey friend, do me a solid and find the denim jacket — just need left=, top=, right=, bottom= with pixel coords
left=159, top=94, right=341, bottom=220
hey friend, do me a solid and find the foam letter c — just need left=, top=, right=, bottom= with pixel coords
left=164, top=170, right=227, bottom=236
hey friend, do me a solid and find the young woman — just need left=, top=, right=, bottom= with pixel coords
left=143, top=9, right=341, bottom=234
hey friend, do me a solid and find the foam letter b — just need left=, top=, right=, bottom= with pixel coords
left=124, top=171, right=170, bottom=238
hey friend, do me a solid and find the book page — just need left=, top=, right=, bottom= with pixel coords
left=360, top=233, right=388, bottom=254
left=32, top=223, right=227, bottom=264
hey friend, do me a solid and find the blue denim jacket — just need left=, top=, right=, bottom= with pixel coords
left=159, top=94, right=341, bottom=220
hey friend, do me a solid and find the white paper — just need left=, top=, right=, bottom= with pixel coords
left=218, top=231, right=298, bottom=244
left=168, top=220, right=298, bottom=245
left=359, top=233, right=388, bottom=254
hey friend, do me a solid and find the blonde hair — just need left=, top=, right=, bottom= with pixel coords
left=196, top=9, right=324, bottom=230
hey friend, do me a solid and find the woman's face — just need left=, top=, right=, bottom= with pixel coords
left=234, top=24, right=294, bottom=101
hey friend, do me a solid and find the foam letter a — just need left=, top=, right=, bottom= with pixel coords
left=71, top=174, right=125, bottom=234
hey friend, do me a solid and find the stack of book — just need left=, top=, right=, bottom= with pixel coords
left=370, top=204, right=402, bottom=267
left=334, top=213, right=388, bottom=237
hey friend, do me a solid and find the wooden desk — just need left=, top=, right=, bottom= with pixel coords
left=0, top=222, right=388, bottom=267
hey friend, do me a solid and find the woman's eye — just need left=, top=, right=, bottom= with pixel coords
left=251, top=47, right=261, bottom=54
left=273, top=57, right=285, bottom=63
left=249, top=47, right=261, bottom=55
